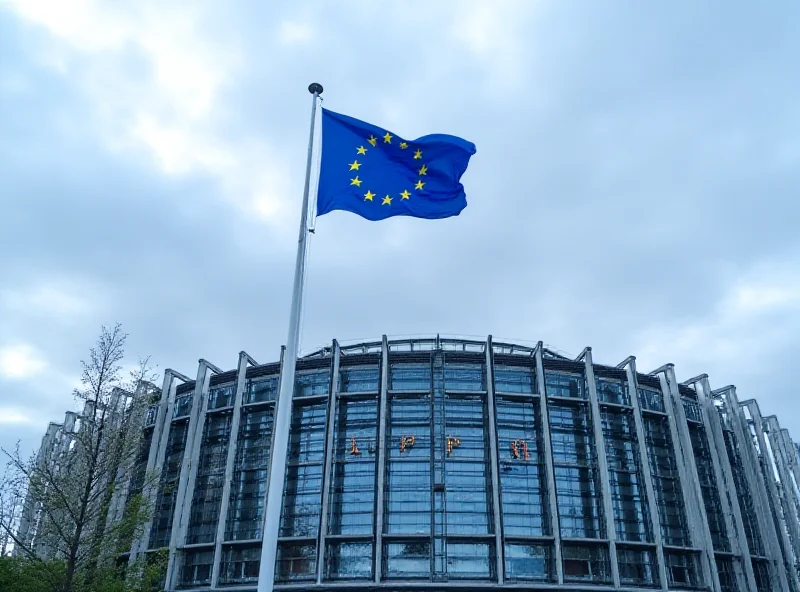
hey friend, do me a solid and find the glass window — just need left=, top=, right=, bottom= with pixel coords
left=385, top=541, right=431, bottom=579
left=325, top=542, right=373, bottom=580
left=494, top=365, right=536, bottom=394
left=173, top=394, right=193, bottom=418
left=497, top=397, right=549, bottom=536
left=644, top=415, right=691, bottom=547
left=504, top=543, right=554, bottom=582
left=683, top=398, right=704, bottom=423
left=178, top=550, right=213, bottom=588
left=637, top=387, right=665, bottom=412
left=219, top=545, right=260, bottom=585
left=665, top=550, right=703, bottom=589
left=752, top=558, right=771, bottom=592
left=186, top=414, right=231, bottom=544
left=339, top=365, right=379, bottom=393
left=245, top=375, right=278, bottom=404
left=444, top=542, right=492, bottom=579
left=276, top=543, right=316, bottom=582
left=280, top=402, right=326, bottom=538
left=617, top=547, right=659, bottom=587
left=390, top=363, right=430, bottom=391
left=444, top=363, right=485, bottom=391
left=329, top=399, right=378, bottom=535
left=689, top=424, right=729, bottom=552
left=145, top=404, right=158, bottom=426
left=149, top=421, right=188, bottom=549
left=545, top=371, right=585, bottom=399
left=716, top=556, right=737, bottom=592
left=596, top=378, right=630, bottom=405
left=562, top=544, right=611, bottom=584
left=295, top=370, right=330, bottom=397
left=207, top=383, right=235, bottom=409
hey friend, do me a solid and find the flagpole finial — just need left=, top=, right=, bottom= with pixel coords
left=308, top=82, right=323, bottom=95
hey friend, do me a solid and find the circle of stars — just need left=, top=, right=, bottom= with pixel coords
left=349, top=132, right=427, bottom=207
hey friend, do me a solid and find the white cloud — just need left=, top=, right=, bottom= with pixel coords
left=0, top=344, right=47, bottom=379
left=0, top=407, right=38, bottom=426
left=1, top=282, right=100, bottom=320
left=7, top=0, right=294, bottom=224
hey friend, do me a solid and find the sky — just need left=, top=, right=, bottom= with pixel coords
left=1, top=1, right=799, bottom=458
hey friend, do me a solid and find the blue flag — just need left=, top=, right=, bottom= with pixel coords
left=316, top=108, right=476, bottom=220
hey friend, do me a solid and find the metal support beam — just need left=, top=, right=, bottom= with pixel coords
left=211, top=351, right=258, bottom=588
left=622, top=358, right=669, bottom=591
left=582, top=348, right=620, bottom=589
left=129, top=369, right=187, bottom=563
left=484, top=336, right=505, bottom=584
left=316, top=340, right=340, bottom=584
left=718, top=386, right=789, bottom=592
left=745, top=400, right=800, bottom=590
left=657, top=365, right=721, bottom=592
left=696, top=377, right=757, bottom=592
left=535, top=342, right=563, bottom=584
left=765, top=416, right=800, bottom=560
left=166, top=359, right=219, bottom=590
left=373, top=335, right=390, bottom=583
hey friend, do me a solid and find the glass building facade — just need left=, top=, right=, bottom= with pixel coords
left=113, top=337, right=800, bottom=592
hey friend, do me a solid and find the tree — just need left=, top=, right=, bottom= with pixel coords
left=0, top=324, right=159, bottom=592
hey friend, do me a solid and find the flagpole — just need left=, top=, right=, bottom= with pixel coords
left=257, top=82, right=323, bottom=592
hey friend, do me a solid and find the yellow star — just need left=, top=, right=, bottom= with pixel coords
left=349, top=160, right=361, bottom=171
left=400, top=142, right=408, bottom=149
left=383, top=132, right=392, bottom=143
left=364, top=190, right=375, bottom=201
left=400, top=189, right=411, bottom=200
left=382, top=195, right=392, bottom=205
left=415, top=180, right=425, bottom=190
left=414, top=149, right=423, bottom=160
left=418, top=164, right=428, bottom=176
left=356, top=146, right=368, bottom=155
left=368, top=135, right=377, bottom=147
left=350, top=176, right=362, bottom=187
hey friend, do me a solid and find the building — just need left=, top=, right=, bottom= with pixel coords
left=35, top=336, right=800, bottom=591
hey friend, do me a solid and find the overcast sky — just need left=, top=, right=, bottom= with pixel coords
left=2, top=1, right=799, bottom=458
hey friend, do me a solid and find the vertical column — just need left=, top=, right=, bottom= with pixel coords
left=582, top=348, right=620, bottom=588
left=534, top=343, right=563, bottom=584
left=316, top=341, right=341, bottom=583
left=781, top=429, right=800, bottom=504
left=656, top=365, right=721, bottom=592
left=484, top=336, right=505, bottom=584
left=166, top=359, right=222, bottom=590
left=622, top=358, right=669, bottom=591
left=210, top=351, right=258, bottom=588
left=745, top=400, right=800, bottom=590
left=765, top=416, right=800, bottom=559
left=720, top=387, right=789, bottom=592
left=696, top=377, right=758, bottom=592
left=130, top=369, right=189, bottom=562
left=373, top=335, right=390, bottom=583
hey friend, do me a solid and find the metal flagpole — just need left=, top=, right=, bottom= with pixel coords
left=257, top=82, right=323, bottom=592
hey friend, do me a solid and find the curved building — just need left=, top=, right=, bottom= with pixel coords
left=115, top=336, right=800, bottom=592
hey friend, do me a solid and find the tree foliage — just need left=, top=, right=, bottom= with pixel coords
left=0, top=324, right=160, bottom=592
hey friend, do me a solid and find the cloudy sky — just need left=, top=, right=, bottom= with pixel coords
left=2, top=1, right=799, bottom=457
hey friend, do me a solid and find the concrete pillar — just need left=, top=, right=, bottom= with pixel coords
left=744, top=400, right=800, bottom=591
left=484, top=336, right=505, bottom=584
left=316, top=341, right=340, bottom=583
left=581, top=348, right=620, bottom=588
left=717, top=386, right=789, bottom=592
left=373, top=335, right=389, bottom=583
left=765, top=416, right=800, bottom=560
left=165, top=359, right=222, bottom=590
left=210, top=351, right=258, bottom=588
left=129, top=369, right=190, bottom=562
left=694, top=377, right=758, bottom=592
left=620, top=357, right=668, bottom=591
left=655, top=365, right=721, bottom=592
left=534, top=343, right=563, bottom=584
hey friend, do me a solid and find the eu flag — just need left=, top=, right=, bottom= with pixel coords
left=316, top=109, right=476, bottom=221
